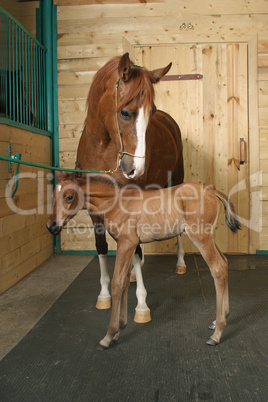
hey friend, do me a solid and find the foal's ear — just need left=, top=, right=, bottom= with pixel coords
left=118, top=53, right=132, bottom=82
left=149, top=62, right=172, bottom=83
left=55, top=170, right=70, bottom=182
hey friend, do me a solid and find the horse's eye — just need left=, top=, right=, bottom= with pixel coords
left=65, top=195, right=73, bottom=203
left=120, top=110, right=132, bottom=120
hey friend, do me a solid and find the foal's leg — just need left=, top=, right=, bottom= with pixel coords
left=188, top=233, right=228, bottom=345
left=132, top=244, right=151, bottom=323
left=99, top=239, right=137, bottom=349
left=175, top=234, right=186, bottom=274
left=91, top=216, right=111, bottom=309
left=209, top=244, right=229, bottom=330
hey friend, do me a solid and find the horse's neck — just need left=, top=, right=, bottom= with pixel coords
left=81, top=180, right=117, bottom=213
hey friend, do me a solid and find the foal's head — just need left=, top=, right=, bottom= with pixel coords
left=46, top=172, right=84, bottom=235
left=94, top=53, right=172, bottom=180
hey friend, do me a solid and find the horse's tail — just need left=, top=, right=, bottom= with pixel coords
left=213, top=190, right=241, bottom=233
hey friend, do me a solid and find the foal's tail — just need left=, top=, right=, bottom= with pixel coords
left=213, top=190, right=241, bottom=233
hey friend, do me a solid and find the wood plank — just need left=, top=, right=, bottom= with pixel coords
left=55, top=0, right=163, bottom=5
left=59, top=124, right=84, bottom=139
left=57, top=16, right=176, bottom=35
left=57, top=3, right=168, bottom=21
left=58, top=43, right=123, bottom=60
left=58, top=71, right=95, bottom=86
left=258, top=53, right=268, bottom=68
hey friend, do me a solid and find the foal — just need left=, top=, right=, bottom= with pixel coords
left=47, top=172, right=240, bottom=348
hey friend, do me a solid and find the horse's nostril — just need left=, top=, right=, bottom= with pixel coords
left=127, top=168, right=136, bottom=178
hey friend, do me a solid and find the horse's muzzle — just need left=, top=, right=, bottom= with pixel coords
left=119, top=155, right=145, bottom=179
left=46, top=220, right=62, bottom=236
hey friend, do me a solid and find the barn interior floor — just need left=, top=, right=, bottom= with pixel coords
left=0, top=254, right=267, bottom=401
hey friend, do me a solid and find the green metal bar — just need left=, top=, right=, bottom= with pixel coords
left=42, top=0, right=53, bottom=133
left=0, top=116, right=52, bottom=136
left=256, top=250, right=268, bottom=255
left=22, top=30, right=25, bottom=124
left=15, top=23, right=18, bottom=122
left=25, top=33, right=28, bottom=125
left=18, top=28, right=22, bottom=121
left=8, top=19, right=11, bottom=119
left=0, top=155, right=101, bottom=174
left=34, top=43, right=36, bottom=128
left=12, top=20, right=15, bottom=121
left=0, top=6, right=46, bottom=51
left=30, top=37, right=33, bottom=126
left=27, top=36, right=30, bottom=125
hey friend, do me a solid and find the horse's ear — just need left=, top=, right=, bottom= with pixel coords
left=118, top=53, right=132, bottom=82
left=149, top=62, right=172, bottom=83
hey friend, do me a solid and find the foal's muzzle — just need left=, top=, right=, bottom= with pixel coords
left=46, top=220, right=62, bottom=236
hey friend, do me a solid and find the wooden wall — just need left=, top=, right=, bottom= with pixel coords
left=0, top=125, right=52, bottom=294
left=55, top=0, right=268, bottom=254
left=0, top=1, right=53, bottom=294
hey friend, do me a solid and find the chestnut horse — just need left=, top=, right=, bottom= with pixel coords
left=74, top=53, right=185, bottom=322
left=47, top=173, right=240, bottom=348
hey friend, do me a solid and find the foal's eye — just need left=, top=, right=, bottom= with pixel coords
left=65, top=195, right=73, bottom=203
left=120, top=110, right=132, bottom=120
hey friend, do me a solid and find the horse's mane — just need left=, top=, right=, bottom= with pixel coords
left=86, top=56, right=155, bottom=113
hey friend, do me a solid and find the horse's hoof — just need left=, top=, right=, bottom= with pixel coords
left=95, top=296, right=111, bottom=310
left=206, top=337, right=219, bottom=346
left=130, top=272, right=136, bottom=282
left=209, top=323, right=216, bottom=330
left=96, top=343, right=108, bottom=351
left=134, top=309, right=151, bottom=324
left=175, top=265, right=186, bottom=275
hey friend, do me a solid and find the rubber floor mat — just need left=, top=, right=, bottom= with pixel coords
left=0, top=255, right=267, bottom=401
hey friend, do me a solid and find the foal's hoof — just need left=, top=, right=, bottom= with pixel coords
left=134, top=309, right=151, bottom=324
left=95, top=296, right=111, bottom=309
left=206, top=337, right=219, bottom=346
left=176, top=265, right=186, bottom=275
left=130, top=272, right=136, bottom=282
left=96, top=343, right=109, bottom=351
left=209, top=322, right=216, bottom=330
left=97, top=339, right=117, bottom=351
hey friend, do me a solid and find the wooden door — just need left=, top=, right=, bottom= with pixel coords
left=134, top=43, right=249, bottom=253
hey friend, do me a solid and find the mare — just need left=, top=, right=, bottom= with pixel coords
left=74, top=53, right=185, bottom=322
left=47, top=172, right=241, bottom=348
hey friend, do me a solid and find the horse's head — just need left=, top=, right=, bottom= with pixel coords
left=96, top=53, right=171, bottom=180
left=46, top=171, right=84, bottom=235
left=115, top=53, right=171, bottom=180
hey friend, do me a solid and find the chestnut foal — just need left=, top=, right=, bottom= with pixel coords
left=47, top=172, right=240, bottom=348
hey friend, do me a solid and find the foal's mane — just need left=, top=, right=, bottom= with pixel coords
left=87, top=56, right=155, bottom=113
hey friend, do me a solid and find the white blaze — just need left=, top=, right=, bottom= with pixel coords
left=134, top=105, right=148, bottom=176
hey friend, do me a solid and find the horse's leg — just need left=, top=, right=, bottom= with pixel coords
left=187, top=232, right=228, bottom=345
left=99, top=239, right=137, bottom=350
left=132, top=245, right=151, bottom=324
left=175, top=234, right=186, bottom=275
left=112, top=256, right=133, bottom=343
left=91, top=215, right=111, bottom=309
left=209, top=244, right=229, bottom=330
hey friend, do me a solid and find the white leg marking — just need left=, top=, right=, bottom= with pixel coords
left=98, top=254, right=110, bottom=298
left=176, top=235, right=186, bottom=274
left=96, top=255, right=111, bottom=309
left=133, top=246, right=150, bottom=314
